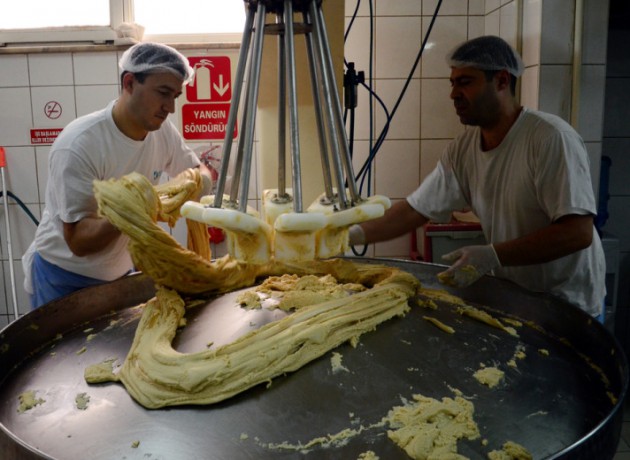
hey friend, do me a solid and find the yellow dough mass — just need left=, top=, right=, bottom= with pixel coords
left=386, top=393, right=480, bottom=459
left=86, top=170, right=535, bottom=458
left=87, top=171, right=420, bottom=408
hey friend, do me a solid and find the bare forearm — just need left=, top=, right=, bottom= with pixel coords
left=360, top=200, right=428, bottom=244
left=494, top=214, right=593, bottom=266
left=63, top=216, right=121, bottom=257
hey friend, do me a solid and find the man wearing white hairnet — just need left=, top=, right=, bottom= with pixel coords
left=349, top=35, right=606, bottom=319
left=22, top=42, right=213, bottom=308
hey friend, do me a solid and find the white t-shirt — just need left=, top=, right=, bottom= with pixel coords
left=23, top=100, right=200, bottom=290
left=408, top=108, right=605, bottom=316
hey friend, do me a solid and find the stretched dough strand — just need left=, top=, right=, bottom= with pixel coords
left=89, top=172, right=420, bottom=408
left=92, top=267, right=414, bottom=408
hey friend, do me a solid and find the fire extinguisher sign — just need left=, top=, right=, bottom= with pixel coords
left=182, top=56, right=237, bottom=140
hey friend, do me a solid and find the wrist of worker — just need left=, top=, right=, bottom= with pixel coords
left=200, top=174, right=214, bottom=198
left=486, top=244, right=501, bottom=269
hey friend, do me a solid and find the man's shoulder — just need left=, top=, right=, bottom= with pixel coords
left=521, top=108, right=576, bottom=135
left=53, top=104, right=113, bottom=148
left=517, top=109, right=586, bottom=159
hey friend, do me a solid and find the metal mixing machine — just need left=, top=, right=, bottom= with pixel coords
left=181, top=0, right=389, bottom=264
left=0, top=1, right=627, bottom=459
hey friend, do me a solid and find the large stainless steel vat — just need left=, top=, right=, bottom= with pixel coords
left=0, top=259, right=626, bottom=459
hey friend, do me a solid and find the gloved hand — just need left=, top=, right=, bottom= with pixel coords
left=200, top=174, right=214, bottom=198
left=348, top=224, right=366, bottom=246
left=437, top=244, right=500, bottom=287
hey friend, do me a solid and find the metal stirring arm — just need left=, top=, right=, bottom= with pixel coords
left=182, top=0, right=390, bottom=263
left=215, top=0, right=362, bottom=211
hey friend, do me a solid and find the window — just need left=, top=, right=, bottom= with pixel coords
left=0, top=0, right=245, bottom=46
left=135, top=0, right=245, bottom=43
left=0, top=0, right=111, bottom=28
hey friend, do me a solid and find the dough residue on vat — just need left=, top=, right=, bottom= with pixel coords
left=418, top=298, right=438, bottom=310
left=331, top=351, right=349, bottom=374
left=236, top=290, right=262, bottom=309
left=260, top=425, right=374, bottom=453
left=17, top=390, right=45, bottom=413
left=422, top=316, right=455, bottom=334
left=488, top=440, right=533, bottom=459
left=473, top=365, right=505, bottom=388
left=75, top=392, right=90, bottom=410
left=250, top=387, right=531, bottom=459
left=507, top=344, right=527, bottom=368
left=385, top=392, right=480, bottom=459
left=502, top=317, right=523, bottom=328
left=418, top=287, right=468, bottom=307
left=457, top=305, right=518, bottom=337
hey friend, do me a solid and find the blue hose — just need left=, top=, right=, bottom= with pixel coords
left=0, top=190, right=39, bottom=226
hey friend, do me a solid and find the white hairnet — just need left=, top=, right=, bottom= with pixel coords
left=119, top=42, right=194, bottom=84
left=447, top=35, right=524, bottom=77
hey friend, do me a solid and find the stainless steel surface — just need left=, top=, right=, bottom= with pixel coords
left=0, top=259, right=627, bottom=460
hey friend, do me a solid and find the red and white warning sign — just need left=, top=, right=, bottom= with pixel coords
left=30, top=128, right=63, bottom=145
left=182, top=103, right=233, bottom=140
left=182, top=56, right=237, bottom=140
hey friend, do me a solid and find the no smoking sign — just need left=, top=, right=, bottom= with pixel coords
left=44, top=101, right=62, bottom=119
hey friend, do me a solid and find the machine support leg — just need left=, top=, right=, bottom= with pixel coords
left=237, top=1, right=268, bottom=213
left=276, top=13, right=288, bottom=198
left=283, top=0, right=303, bottom=213
left=303, top=9, right=335, bottom=205
left=214, top=5, right=255, bottom=208
left=312, top=2, right=361, bottom=206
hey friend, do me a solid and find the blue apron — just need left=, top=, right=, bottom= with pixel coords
left=30, top=252, right=106, bottom=309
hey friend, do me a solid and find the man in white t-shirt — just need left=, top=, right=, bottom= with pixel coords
left=22, top=42, right=213, bottom=308
left=349, top=35, right=605, bottom=317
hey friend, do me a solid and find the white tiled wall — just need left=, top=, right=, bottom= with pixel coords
left=0, top=0, right=612, bottom=327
